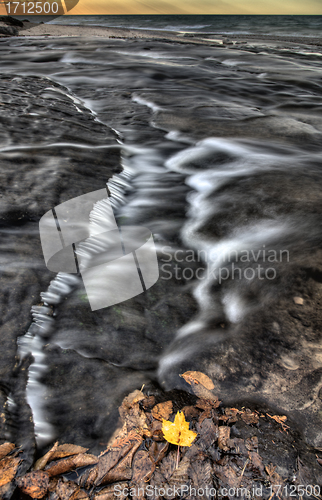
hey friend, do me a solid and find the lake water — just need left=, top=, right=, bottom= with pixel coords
left=45, top=14, right=322, bottom=38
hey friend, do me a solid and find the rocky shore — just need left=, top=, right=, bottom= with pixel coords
left=1, top=15, right=322, bottom=51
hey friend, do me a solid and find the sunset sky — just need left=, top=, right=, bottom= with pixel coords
left=1, top=0, right=322, bottom=15
left=67, top=0, right=322, bottom=15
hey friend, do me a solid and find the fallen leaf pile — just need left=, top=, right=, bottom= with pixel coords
left=0, top=371, right=321, bottom=499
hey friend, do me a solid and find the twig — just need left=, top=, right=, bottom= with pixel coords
left=176, top=445, right=180, bottom=469
left=239, top=458, right=249, bottom=479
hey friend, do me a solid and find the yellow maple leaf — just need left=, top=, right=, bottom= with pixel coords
left=162, top=411, right=197, bottom=447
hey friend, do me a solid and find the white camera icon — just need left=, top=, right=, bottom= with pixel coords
left=39, top=188, right=159, bottom=311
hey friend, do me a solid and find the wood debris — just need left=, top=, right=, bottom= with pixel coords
left=0, top=374, right=319, bottom=499
left=267, top=413, right=289, bottom=431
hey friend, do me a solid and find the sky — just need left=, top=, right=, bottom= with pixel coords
left=1, top=0, right=322, bottom=15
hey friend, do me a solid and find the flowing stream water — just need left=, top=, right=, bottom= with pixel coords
left=1, top=34, right=322, bottom=456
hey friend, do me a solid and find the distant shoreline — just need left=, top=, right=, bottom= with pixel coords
left=17, top=21, right=322, bottom=49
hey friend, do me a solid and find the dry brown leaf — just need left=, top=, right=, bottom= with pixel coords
left=245, top=436, right=258, bottom=451
left=317, top=456, right=322, bottom=466
left=118, top=390, right=149, bottom=435
left=84, top=466, right=98, bottom=489
left=218, top=426, right=231, bottom=451
left=226, top=438, right=248, bottom=457
left=180, top=371, right=215, bottom=390
left=70, top=491, right=89, bottom=500
left=0, top=456, right=21, bottom=487
left=196, top=398, right=220, bottom=410
left=151, top=401, right=173, bottom=421
left=148, top=441, right=169, bottom=465
left=119, top=398, right=149, bottom=435
left=249, top=451, right=265, bottom=474
left=56, top=478, right=78, bottom=500
left=73, top=453, right=98, bottom=468
left=45, top=453, right=98, bottom=477
left=224, top=408, right=239, bottom=423
left=213, top=463, right=240, bottom=488
left=98, top=437, right=142, bottom=486
left=141, top=396, right=156, bottom=409
left=98, top=454, right=133, bottom=486
left=16, top=471, right=49, bottom=499
left=121, top=390, right=145, bottom=410
left=184, top=443, right=204, bottom=462
left=131, top=450, right=154, bottom=483
left=94, top=483, right=128, bottom=500
left=181, top=406, right=200, bottom=420
left=160, top=450, right=177, bottom=480
left=108, top=423, right=134, bottom=450
left=169, top=456, right=190, bottom=486
left=0, top=482, right=13, bottom=498
left=199, top=409, right=212, bottom=424
left=45, top=456, right=77, bottom=477
left=240, top=409, right=259, bottom=425
left=0, top=443, right=15, bottom=460
left=188, top=456, right=213, bottom=494
left=151, top=419, right=163, bottom=441
left=196, top=399, right=220, bottom=423
left=95, top=430, right=142, bottom=486
left=51, top=444, right=89, bottom=461
left=95, top=450, right=126, bottom=486
left=196, top=418, right=218, bottom=452
left=78, top=467, right=95, bottom=489
left=34, top=441, right=59, bottom=470
left=48, top=477, right=59, bottom=492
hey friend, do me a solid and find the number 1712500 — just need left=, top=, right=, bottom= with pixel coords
left=5, top=2, right=61, bottom=14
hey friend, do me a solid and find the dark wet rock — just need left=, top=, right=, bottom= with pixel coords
left=0, top=75, right=119, bottom=220
left=0, top=22, right=18, bottom=36
left=0, top=15, right=24, bottom=27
